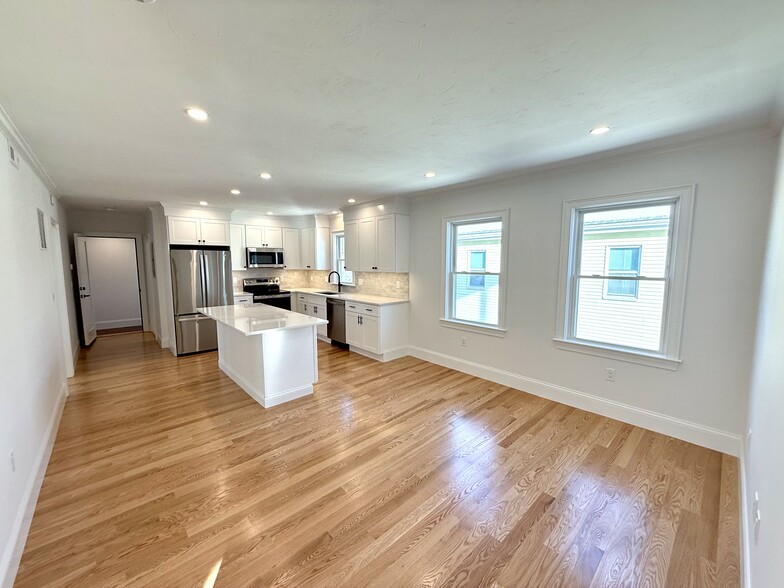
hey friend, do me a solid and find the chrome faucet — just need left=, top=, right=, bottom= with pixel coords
left=327, top=270, right=342, bottom=293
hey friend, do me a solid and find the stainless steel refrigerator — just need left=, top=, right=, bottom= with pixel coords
left=170, top=245, right=233, bottom=355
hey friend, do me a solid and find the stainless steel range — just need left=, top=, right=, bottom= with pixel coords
left=242, top=277, right=292, bottom=310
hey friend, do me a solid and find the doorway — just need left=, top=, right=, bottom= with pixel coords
left=75, top=236, right=143, bottom=340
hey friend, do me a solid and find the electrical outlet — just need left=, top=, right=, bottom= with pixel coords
left=460, top=337, right=466, bottom=347
left=605, top=368, right=615, bottom=382
left=395, top=280, right=400, bottom=289
left=358, top=278, right=364, bottom=286
left=10, top=451, right=15, bottom=473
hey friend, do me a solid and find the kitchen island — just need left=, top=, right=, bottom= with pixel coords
left=198, top=304, right=328, bottom=408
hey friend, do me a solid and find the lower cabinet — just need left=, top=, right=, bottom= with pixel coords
left=293, top=292, right=409, bottom=360
left=295, top=293, right=327, bottom=338
left=346, top=311, right=380, bottom=354
left=345, top=301, right=408, bottom=360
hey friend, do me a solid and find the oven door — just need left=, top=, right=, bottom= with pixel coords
left=254, top=294, right=291, bottom=310
left=246, top=248, right=285, bottom=268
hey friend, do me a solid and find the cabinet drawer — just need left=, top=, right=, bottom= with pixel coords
left=352, top=303, right=378, bottom=316
left=297, top=293, right=307, bottom=302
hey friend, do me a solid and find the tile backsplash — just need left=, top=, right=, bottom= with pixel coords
left=233, top=269, right=409, bottom=299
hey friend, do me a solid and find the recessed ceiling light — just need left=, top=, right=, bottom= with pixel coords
left=259, top=172, right=272, bottom=180
left=589, top=125, right=611, bottom=135
left=424, top=171, right=437, bottom=178
left=104, top=207, right=115, bottom=212
left=266, top=211, right=274, bottom=215
left=199, top=201, right=208, bottom=206
left=230, top=189, right=241, bottom=195
left=347, top=199, right=356, bottom=203
left=185, top=107, right=209, bottom=122
left=331, top=210, right=339, bottom=214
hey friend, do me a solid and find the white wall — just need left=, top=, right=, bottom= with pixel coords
left=143, top=209, right=161, bottom=342
left=743, top=130, right=784, bottom=588
left=83, top=237, right=142, bottom=330
left=409, top=129, right=776, bottom=453
left=0, top=131, right=69, bottom=585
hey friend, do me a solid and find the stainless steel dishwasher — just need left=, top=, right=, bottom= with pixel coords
left=326, top=298, right=347, bottom=346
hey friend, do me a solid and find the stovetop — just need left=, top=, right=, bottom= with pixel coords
left=243, top=277, right=290, bottom=297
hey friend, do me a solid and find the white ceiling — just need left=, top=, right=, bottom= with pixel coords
left=1, top=0, right=783, bottom=214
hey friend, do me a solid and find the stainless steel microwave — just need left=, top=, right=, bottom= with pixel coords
left=246, top=247, right=285, bottom=268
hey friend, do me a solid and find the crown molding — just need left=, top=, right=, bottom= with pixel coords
left=0, top=102, right=58, bottom=196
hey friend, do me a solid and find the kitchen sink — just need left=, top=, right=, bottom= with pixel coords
left=313, top=290, right=339, bottom=295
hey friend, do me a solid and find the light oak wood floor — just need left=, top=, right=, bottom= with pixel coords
left=15, top=332, right=740, bottom=587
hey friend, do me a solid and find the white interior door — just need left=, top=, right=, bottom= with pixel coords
left=75, top=236, right=97, bottom=345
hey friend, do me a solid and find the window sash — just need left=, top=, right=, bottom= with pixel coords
left=568, top=200, right=677, bottom=355
left=445, top=216, right=504, bottom=327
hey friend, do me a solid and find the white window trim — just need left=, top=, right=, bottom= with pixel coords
left=554, top=185, right=695, bottom=369
left=441, top=209, right=509, bottom=336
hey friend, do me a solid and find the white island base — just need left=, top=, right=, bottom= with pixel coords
left=199, top=304, right=328, bottom=408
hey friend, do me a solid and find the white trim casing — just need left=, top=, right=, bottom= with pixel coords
left=554, top=185, right=695, bottom=368
left=441, top=209, right=510, bottom=333
left=407, top=345, right=740, bottom=456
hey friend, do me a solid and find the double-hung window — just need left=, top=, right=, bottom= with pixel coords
left=442, top=210, right=508, bottom=333
left=555, top=187, right=694, bottom=369
left=332, top=232, right=354, bottom=285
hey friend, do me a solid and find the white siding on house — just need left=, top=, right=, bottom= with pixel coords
left=576, top=233, right=668, bottom=350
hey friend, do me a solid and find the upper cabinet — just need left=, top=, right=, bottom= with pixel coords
left=344, top=213, right=409, bottom=272
left=245, top=225, right=283, bottom=248
left=168, top=216, right=230, bottom=246
left=230, top=224, right=246, bottom=271
left=301, top=226, right=330, bottom=270
left=282, top=228, right=301, bottom=269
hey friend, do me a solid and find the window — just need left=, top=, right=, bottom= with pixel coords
left=469, top=251, right=486, bottom=288
left=604, top=246, right=641, bottom=298
left=332, top=232, right=354, bottom=285
left=555, top=187, right=694, bottom=369
left=442, top=210, right=508, bottom=333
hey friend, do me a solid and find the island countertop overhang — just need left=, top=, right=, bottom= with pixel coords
left=198, top=304, right=327, bottom=337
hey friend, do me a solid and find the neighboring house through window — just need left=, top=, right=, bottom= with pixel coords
left=555, top=186, right=694, bottom=369
left=604, top=246, right=642, bottom=299
left=469, top=250, right=487, bottom=288
left=332, top=232, right=354, bottom=285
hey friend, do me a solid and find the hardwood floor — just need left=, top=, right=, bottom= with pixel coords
left=15, top=332, right=740, bottom=587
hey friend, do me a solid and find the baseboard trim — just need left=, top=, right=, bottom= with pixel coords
left=95, top=318, right=143, bottom=329
left=739, top=447, right=752, bottom=588
left=0, top=381, right=67, bottom=588
left=407, top=346, right=741, bottom=456
left=349, top=345, right=409, bottom=363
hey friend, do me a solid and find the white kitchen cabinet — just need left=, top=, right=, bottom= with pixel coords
left=245, top=225, right=283, bottom=248
left=234, top=294, right=252, bottom=304
left=344, top=301, right=408, bottom=361
left=306, top=294, right=328, bottom=338
left=168, top=216, right=231, bottom=246
left=344, top=220, right=359, bottom=272
left=358, top=217, right=377, bottom=271
left=344, top=213, right=408, bottom=272
left=282, top=228, right=301, bottom=269
left=301, top=227, right=330, bottom=270
left=230, top=224, right=246, bottom=271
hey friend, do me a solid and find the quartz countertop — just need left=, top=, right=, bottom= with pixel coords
left=198, top=304, right=327, bottom=336
left=288, top=288, right=409, bottom=306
